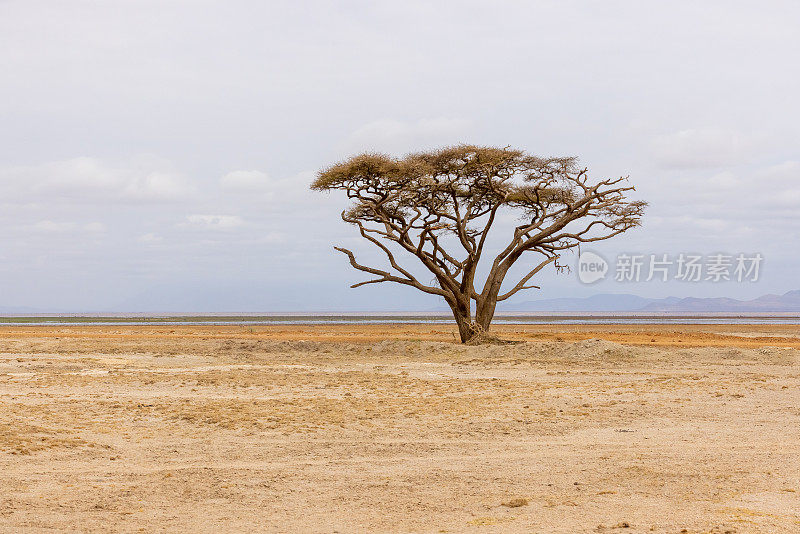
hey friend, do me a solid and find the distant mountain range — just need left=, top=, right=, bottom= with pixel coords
left=506, top=290, right=800, bottom=313
left=4, top=290, right=800, bottom=315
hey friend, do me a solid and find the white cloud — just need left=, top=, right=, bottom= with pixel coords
left=32, top=220, right=105, bottom=233
left=341, top=117, right=471, bottom=155
left=83, top=222, right=106, bottom=233
left=706, top=171, right=741, bottom=188
left=183, top=214, right=245, bottom=229
left=138, top=233, right=163, bottom=243
left=753, top=161, right=800, bottom=210
left=756, top=161, right=800, bottom=183
left=218, top=169, right=332, bottom=214
left=0, top=157, right=193, bottom=204
left=643, top=160, right=800, bottom=237
left=220, top=170, right=273, bottom=193
left=33, top=220, right=75, bottom=233
left=120, top=172, right=192, bottom=202
left=650, top=129, right=758, bottom=169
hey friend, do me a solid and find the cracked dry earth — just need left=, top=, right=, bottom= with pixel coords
left=0, top=325, right=799, bottom=533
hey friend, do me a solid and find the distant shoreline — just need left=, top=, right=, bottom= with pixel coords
left=1, top=313, right=800, bottom=325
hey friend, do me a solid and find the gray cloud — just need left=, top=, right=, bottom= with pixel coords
left=339, top=118, right=472, bottom=155
left=0, top=0, right=798, bottom=310
left=650, top=129, right=761, bottom=169
left=220, top=171, right=273, bottom=194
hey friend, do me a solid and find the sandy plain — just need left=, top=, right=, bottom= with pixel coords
left=0, top=323, right=799, bottom=533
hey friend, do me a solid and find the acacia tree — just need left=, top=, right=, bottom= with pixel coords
left=312, top=145, right=645, bottom=343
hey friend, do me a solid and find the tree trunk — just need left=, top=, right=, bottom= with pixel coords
left=472, top=259, right=516, bottom=340
left=474, top=273, right=505, bottom=338
left=449, top=297, right=474, bottom=343
left=453, top=314, right=474, bottom=343
left=474, top=297, right=498, bottom=333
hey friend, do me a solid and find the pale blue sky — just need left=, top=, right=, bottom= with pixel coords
left=1, top=0, right=798, bottom=311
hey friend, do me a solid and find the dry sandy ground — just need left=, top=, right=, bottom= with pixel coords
left=0, top=324, right=799, bottom=533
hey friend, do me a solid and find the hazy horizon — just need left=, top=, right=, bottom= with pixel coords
left=3, top=288, right=800, bottom=315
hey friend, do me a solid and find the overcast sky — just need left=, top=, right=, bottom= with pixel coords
left=1, top=0, right=799, bottom=312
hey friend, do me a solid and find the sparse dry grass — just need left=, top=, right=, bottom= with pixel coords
left=0, top=420, right=94, bottom=455
left=0, top=325, right=798, bottom=532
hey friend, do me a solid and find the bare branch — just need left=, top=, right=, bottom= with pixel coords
left=497, top=256, right=558, bottom=301
left=333, top=246, right=446, bottom=297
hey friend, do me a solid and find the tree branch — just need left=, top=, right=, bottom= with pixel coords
left=497, top=256, right=558, bottom=301
left=333, top=246, right=447, bottom=296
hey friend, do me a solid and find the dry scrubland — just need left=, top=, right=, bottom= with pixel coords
left=0, top=324, right=799, bottom=533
